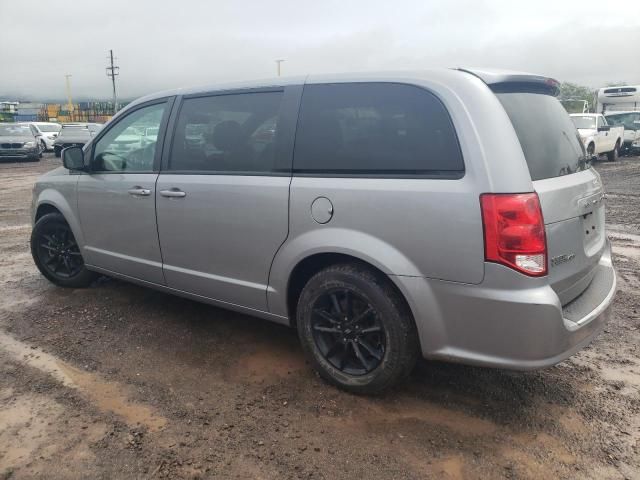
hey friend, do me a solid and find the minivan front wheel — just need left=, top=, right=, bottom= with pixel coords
left=296, top=263, right=419, bottom=394
left=31, top=213, right=97, bottom=288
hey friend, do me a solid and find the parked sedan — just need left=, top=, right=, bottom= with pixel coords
left=0, top=123, right=41, bottom=161
left=53, top=123, right=103, bottom=157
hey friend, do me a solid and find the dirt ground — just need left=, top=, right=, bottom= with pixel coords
left=0, top=153, right=638, bottom=480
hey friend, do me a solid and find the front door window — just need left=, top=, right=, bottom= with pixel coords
left=92, top=103, right=166, bottom=172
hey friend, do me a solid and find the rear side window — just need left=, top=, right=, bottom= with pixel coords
left=293, top=83, right=464, bottom=177
left=169, top=91, right=283, bottom=174
left=496, top=92, right=589, bottom=181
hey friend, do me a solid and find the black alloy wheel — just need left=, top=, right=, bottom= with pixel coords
left=311, top=288, right=386, bottom=376
left=296, top=263, right=419, bottom=394
left=36, top=224, right=83, bottom=278
left=30, top=213, right=97, bottom=287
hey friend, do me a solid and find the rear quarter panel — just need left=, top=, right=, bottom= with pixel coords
left=267, top=71, right=536, bottom=318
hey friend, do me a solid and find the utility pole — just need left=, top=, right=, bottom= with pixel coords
left=275, top=59, right=285, bottom=77
left=64, top=74, right=74, bottom=120
left=106, top=49, right=120, bottom=114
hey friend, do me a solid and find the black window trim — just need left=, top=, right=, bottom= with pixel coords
left=161, top=86, right=296, bottom=176
left=291, top=81, right=466, bottom=180
left=86, top=96, right=175, bottom=175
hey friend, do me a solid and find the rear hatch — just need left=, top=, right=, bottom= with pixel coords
left=495, top=87, right=606, bottom=305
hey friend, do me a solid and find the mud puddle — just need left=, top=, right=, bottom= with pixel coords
left=0, top=330, right=166, bottom=432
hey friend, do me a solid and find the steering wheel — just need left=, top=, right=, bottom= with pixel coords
left=97, top=152, right=128, bottom=171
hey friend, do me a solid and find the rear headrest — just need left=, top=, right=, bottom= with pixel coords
left=212, top=120, right=243, bottom=151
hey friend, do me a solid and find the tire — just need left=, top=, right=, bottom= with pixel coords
left=40, top=140, right=47, bottom=153
left=587, top=143, right=595, bottom=157
left=296, top=263, right=419, bottom=394
left=30, top=213, right=97, bottom=288
left=54, top=147, right=61, bottom=158
left=607, top=141, right=620, bottom=162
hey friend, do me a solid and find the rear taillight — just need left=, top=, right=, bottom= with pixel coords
left=480, top=193, right=547, bottom=277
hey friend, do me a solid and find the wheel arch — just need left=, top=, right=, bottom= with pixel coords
left=280, top=250, right=416, bottom=332
left=33, top=190, right=85, bottom=248
left=35, top=203, right=62, bottom=222
left=278, top=250, right=437, bottom=359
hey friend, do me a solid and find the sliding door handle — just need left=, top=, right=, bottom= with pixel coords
left=159, top=189, right=186, bottom=198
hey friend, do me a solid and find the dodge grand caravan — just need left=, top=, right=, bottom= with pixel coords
left=30, top=68, right=616, bottom=393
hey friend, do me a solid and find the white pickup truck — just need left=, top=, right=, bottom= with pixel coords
left=570, top=113, right=624, bottom=161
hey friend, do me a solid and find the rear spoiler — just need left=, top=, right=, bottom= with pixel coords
left=456, top=68, right=560, bottom=96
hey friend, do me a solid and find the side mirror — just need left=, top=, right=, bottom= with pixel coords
left=62, top=146, right=85, bottom=171
left=597, top=125, right=611, bottom=132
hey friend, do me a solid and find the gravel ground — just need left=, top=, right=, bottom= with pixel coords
left=0, top=154, right=638, bottom=479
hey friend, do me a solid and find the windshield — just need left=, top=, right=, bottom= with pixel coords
left=37, top=124, right=61, bottom=132
left=496, top=92, right=589, bottom=181
left=605, top=112, right=640, bottom=131
left=0, top=124, right=33, bottom=137
left=570, top=116, right=596, bottom=129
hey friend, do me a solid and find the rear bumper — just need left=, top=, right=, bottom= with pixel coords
left=398, top=241, right=616, bottom=370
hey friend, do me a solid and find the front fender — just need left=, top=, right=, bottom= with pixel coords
left=34, top=181, right=84, bottom=248
left=267, top=227, right=423, bottom=318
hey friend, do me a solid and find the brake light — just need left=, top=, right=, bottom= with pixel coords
left=480, top=193, right=547, bottom=276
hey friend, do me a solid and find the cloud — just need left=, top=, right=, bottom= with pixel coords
left=0, top=0, right=638, bottom=101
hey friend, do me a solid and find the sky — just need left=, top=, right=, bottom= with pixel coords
left=1, top=0, right=639, bottom=101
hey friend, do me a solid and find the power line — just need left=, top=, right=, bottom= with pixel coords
left=106, top=50, right=119, bottom=114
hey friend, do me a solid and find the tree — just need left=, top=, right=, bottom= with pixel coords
left=558, top=82, right=595, bottom=113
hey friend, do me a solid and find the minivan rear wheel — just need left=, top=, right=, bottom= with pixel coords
left=296, top=263, right=419, bottom=394
left=31, top=213, right=97, bottom=288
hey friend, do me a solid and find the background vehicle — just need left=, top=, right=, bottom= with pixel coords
left=31, top=69, right=616, bottom=394
left=570, top=113, right=624, bottom=161
left=596, top=85, right=640, bottom=114
left=604, top=111, right=640, bottom=154
left=22, top=122, right=61, bottom=152
left=52, top=123, right=102, bottom=157
left=0, top=123, right=41, bottom=161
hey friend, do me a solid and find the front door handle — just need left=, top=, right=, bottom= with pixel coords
left=159, top=189, right=186, bottom=198
left=128, top=187, right=151, bottom=196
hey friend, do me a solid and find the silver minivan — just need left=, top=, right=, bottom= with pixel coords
left=30, top=68, right=616, bottom=393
